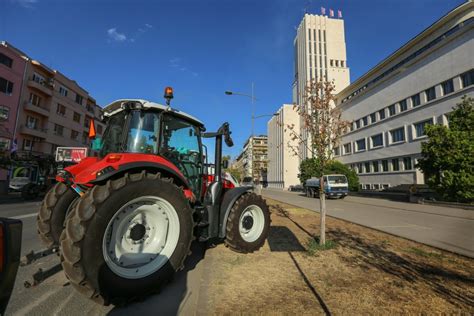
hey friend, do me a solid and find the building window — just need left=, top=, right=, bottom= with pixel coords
left=461, top=69, right=474, bottom=88
left=73, top=112, right=81, bottom=123
left=76, top=94, right=84, bottom=105
left=414, top=119, right=433, bottom=138
left=403, top=157, right=412, bottom=170
left=0, top=77, right=14, bottom=95
left=425, top=86, right=436, bottom=102
left=357, top=163, right=362, bottom=174
left=54, top=124, right=64, bottom=136
left=0, top=53, right=13, bottom=68
left=390, top=127, right=405, bottom=143
left=0, top=137, right=10, bottom=151
left=411, top=94, right=421, bottom=107
left=0, top=105, right=9, bottom=120
left=356, top=139, right=366, bottom=152
left=382, top=184, right=390, bottom=189
left=330, top=59, right=334, bottom=67
left=388, top=104, right=396, bottom=116
left=341, top=61, right=345, bottom=67
left=364, top=184, right=371, bottom=190
left=364, top=162, right=370, bottom=173
left=441, top=79, right=454, bottom=95
left=335, top=60, right=339, bottom=67
left=59, top=85, right=68, bottom=97
left=372, top=161, right=379, bottom=173
left=379, top=109, right=386, bottom=120
left=29, top=93, right=42, bottom=106
left=362, top=116, right=368, bottom=126
left=97, top=124, right=103, bottom=134
left=32, top=72, right=45, bottom=84
left=82, top=131, right=88, bottom=144
left=371, top=133, right=383, bottom=148
left=333, top=146, right=340, bottom=156
left=86, top=103, right=94, bottom=113
left=399, top=99, right=407, bottom=112
left=343, top=143, right=352, bottom=154
left=392, top=159, right=400, bottom=171
left=84, top=116, right=91, bottom=128
left=56, top=104, right=66, bottom=116
left=23, top=138, right=33, bottom=150
left=26, top=116, right=39, bottom=129
left=355, top=120, right=360, bottom=129
left=71, top=130, right=79, bottom=140
left=373, top=184, right=380, bottom=190
left=370, top=112, right=377, bottom=124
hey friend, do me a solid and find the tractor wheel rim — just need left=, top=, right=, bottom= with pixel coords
left=238, top=205, right=265, bottom=242
left=102, top=196, right=180, bottom=279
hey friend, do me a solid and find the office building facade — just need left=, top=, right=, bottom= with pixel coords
left=267, top=104, right=301, bottom=189
left=334, top=2, right=473, bottom=189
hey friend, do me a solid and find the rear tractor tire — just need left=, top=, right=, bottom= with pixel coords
left=37, top=182, right=78, bottom=248
left=60, top=172, right=194, bottom=305
left=225, top=193, right=270, bottom=253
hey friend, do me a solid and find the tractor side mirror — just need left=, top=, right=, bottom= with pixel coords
left=222, top=160, right=229, bottom=169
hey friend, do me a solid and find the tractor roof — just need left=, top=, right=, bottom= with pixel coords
left=103, top=99, right=204, bottom=127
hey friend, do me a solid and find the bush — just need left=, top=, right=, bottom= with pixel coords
left=416, top=96, right=474, bottom=202
left=299, top=158, right=359, bottom=191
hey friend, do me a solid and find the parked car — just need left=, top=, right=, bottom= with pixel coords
left=289, top=184, right=304, bottom=192
left=241, top=176, right=254, bottom=187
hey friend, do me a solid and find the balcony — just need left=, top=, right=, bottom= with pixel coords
left=24, top=101, right=50, bottom=117
left=27, top=79, right=53, bottom=97
left=19, top=125, right=47, bottom=139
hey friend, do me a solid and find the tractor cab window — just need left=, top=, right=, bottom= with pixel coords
left=161, top=114, right=201, bottom=193
left=126, top=111, right=160, bottom=154
left=99, top=111, right=127, bottom=157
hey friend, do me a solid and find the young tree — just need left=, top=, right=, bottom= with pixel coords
left=287, top=79, right=349, bottom=245
left=416, top=96, right=474, bottom=202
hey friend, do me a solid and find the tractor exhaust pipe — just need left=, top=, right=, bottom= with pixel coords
left=203, top=122, right=233, bottom=183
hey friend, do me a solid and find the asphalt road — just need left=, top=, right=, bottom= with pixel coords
left=262, top=189, right=474, bottom=258
left=0, top=200, right=210, bottom=316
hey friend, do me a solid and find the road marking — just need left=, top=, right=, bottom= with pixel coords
left=11, top=212, right=37, bottom=220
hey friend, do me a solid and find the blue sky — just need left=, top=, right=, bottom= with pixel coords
left=1, top=0, right=464, bottom=158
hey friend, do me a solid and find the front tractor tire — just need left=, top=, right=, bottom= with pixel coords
left=60, top=172, right=194, bottom=305
left=37, top=182, right=78, bottom=248
left=225, top=193, right=270, bottom=253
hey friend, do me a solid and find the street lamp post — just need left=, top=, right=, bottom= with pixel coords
left=225, top=82, right=256, bottom=136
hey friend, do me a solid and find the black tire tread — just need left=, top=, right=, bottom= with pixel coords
left=37, top=182, right=69, bottom=248
left=224, top=193, right=270, bottom=253
left=60, top=171, right=193, bottom=306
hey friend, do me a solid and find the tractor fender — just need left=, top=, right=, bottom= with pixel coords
left=218, top=186, right=253, bottom=238
left=90, top=162, right=191, bottom=189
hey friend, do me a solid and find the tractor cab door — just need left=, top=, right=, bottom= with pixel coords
left=160, top=114, right=202, bottom=196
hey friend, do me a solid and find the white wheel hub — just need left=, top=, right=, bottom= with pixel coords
left=102, top=196, right=180, bottom=279
left=239, top=205, right=265, bottom=242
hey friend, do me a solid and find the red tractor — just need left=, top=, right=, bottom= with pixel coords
left=36, top=88, right=270, bottom=305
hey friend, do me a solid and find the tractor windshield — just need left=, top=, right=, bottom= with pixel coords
left=98, top=110, right=160, bottom=157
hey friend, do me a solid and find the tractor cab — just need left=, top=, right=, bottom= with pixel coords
left=86, top=98, right=206, bottom=196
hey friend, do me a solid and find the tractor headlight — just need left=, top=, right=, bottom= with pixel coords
left=96, top=166, right=115, bottom=178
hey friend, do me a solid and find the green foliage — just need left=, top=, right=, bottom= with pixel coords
left=306, top=237, right=336, bottom=256
left=416, top=96, right=474, bottom=202
left=299, top=158, right=359, bottom=191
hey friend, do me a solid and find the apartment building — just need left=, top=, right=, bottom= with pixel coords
left=334, top=2, right=473, bottom=189
left=1, top=42, right=104, bottom=158
left=293, top=13, right=351, bottom=160
left=267, top=104, right=300, bottom=189
left=235, top=135, right=268, bottom=181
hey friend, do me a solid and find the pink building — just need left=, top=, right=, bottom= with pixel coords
left=0, top=42, right=27, bottom=185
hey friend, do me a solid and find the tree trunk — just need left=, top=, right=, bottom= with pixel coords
left=319, top=175, right=326, bottom=245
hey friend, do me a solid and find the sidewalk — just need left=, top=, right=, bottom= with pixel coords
left=262, top=188, right=474, bottom=258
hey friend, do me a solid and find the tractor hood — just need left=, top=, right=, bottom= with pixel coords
left=103, top=99, right=204, bottom=128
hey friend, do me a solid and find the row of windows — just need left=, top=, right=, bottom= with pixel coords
left=0, top=105, right=9, bottom=120
left=25, top=115, right=102, bottom=136
left=350, top=156, right=414, bottom=174
left=330, top=59, right=345, bottom=68
left=348, top=69, right=473, bottom=133
left=341, top=17, right=473, bottom=104
left=360, top=183, right=391, bottom=191
left=335, top=117, right=435, bottom=156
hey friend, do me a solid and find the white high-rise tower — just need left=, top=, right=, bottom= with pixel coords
left=293, top=13, right=350, bottom=160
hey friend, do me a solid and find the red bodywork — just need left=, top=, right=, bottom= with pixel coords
left=57, top=153, right=195, bottom=200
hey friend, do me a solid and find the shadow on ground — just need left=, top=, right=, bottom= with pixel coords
left=272, top=202, right=474, bottom=309
left=108, top=241, right=207, bottom=315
